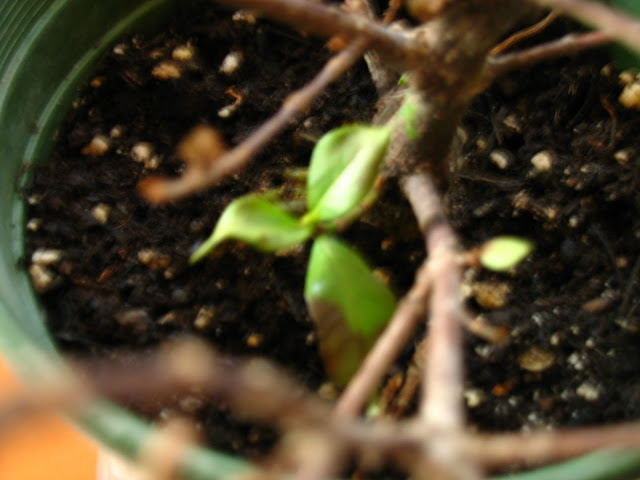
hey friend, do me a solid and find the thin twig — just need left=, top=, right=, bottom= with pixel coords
left=490, top=9, right=561, bottom=55
left=465, top=422, right=640, bottom=468
left=76, top=340, right=332, bottom=430
left=212, top=0, right=410, bottom=57
left=10, top=340, right=640, bottom=478
left=486, top=31, right=612, bottom=79
left=535, top=0, right=640, bottom=53
left=140, top=37, right=370, bottom=203
left=401, top=173, right=480, bottom=480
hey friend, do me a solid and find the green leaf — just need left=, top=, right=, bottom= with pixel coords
left=303, top=124, right=390, bottom=225
left=190, top=195, right=313, bottom=263
left=609, top=0, right=640, bottom=18
left=400, top=101, right=419, bottom=140
left=605, top=0, right=640, bottom=67
left=304, top=235, right=396, bottom=385
left=479, top=236, right=534, bottom=272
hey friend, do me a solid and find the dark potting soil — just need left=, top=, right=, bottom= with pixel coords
left=22, top=0, right=640, bottom=465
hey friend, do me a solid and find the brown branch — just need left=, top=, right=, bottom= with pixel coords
left=76, top=340, right=333, bottom=430
left=401, top=173, right=481, bottom=480
left=465, top=422, right=640, bottom=468
left=212, top=0, right=410, bottom=57
left=486, top=31, right=613, bottom=80
left=139, top=37, right=370, bottom=203
left=401, top=173, right=463, bottom=432
left=10, top=340, right=640, bottom=478
left=535, top=0, right=640, bottom=52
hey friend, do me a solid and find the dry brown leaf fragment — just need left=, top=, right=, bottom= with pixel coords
left=137, top=176, right=171, bottom=204
left=176, top=124, right=227, bottom=170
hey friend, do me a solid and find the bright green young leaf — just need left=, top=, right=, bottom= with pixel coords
left=304, top=235, right=396, bottom=386
left=190, top=195, right=313, bottom=263
left=302, top=124, right=390, bottom=225
left=479, top=236, right=534, bottom=272
left=400, top=101, right=419, bottom=140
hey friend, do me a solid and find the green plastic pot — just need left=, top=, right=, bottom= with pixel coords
left=0, top=1, right=250, bottom=478
left=1, top=1, right=640, bottom=479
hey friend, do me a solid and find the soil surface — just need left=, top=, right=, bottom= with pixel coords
left=22, top=0, right=640, bottom=469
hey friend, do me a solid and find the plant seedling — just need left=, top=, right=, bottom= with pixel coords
left=190, top=123, right=534, bottom=385
left=478, top=236, right=534, bottom=272
left=191, top=123, right=395, bottom=386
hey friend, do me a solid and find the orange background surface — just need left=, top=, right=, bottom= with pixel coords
left=0, top=357, right=98, bottom=480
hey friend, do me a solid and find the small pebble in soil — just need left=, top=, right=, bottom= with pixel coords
left=114, top=308, right=152, bottom=333
left=469, top=281, right=511, bottom=310
left=194, top=305, right=217, bottom=330
left=219, top=51, right=243, bottom=75
left=474, top=344, right=493, bottom=360
left=91, top=203, right=111, bottom=224
left=576, top=382, right=601, bottom=401
left=28, top=264, right=58, bottom=293
left=31, top=248, right=63, bottom=265
left=568, top=215, right=580, bottom=228
left=465, top=315, right=510, bottom=344
left=517, top=346, right=555, bottom=372
left=112, top=43, right=126, bottom=55
left=26, top=218, right=42, bottom=232
left=530, top=150, right=554, bottom=174
left=131, top=142, right=159, bottom=169
left=163, top=266, right=178, bottom=280
left=372, top=268, right=392, bottom=286
left=81, top=134, right=110, bottom=156
left=137, top=249, right=172, bottom=270
left=524, top=411, right=547, bottom=430
left=567, top=351, right=587, bottom=371
left=475, top=137, right=488, bottom=153
left=232, top=10, right=257, bottom=23
left=172, top=44, right=195, bottom=62
left=152, top=60, right=182, bottom=80
left=549, top=332, right=562, bottom=346
left=90, top=76, right=106, bottom=88
left=27, top=194, right=42, bottom=206
left=158, top=310, right=179, bottom=325
left=619, top=80, right=640, bottom=110
left=110, top=124, right=125, bottom=138
left=489, top=149, right=514, bottom=170
left=614, top=148, right=633, bottom=165
left=218, top=97, right=241, bottom=118
left=512, top=190, right=531, bottom=212
left=246, top=333, right=264, bottom=348
left=617, top=256, right=629, bottom=268
left=150, top=48, right=164, bottom=60
left=464, top=388, right=486, bottom=408
left=502, top=113, right=522, bottom=134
